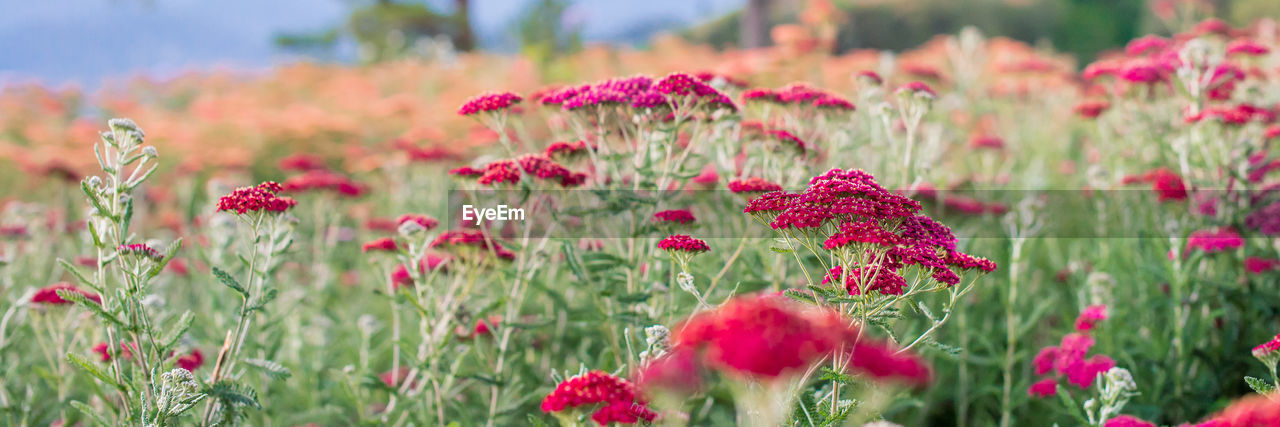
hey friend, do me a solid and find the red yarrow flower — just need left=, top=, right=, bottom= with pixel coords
left=540, top=370, right=654, bottom=424
left=1027, top=378, right=1057, bottom=398
left=1245, top=257, right=1280, bottom=274
left=1074, top=305, right=1108, bottom=332
left=657, top=235, right=709, bottom=253
left=1186, top=227, right=1244, bottom=253
left=361, top=237, right=399, bottom=253
left=728, top=177, right=783, bottom=194
left=176, top=349, right=204, bottom=371
left=652, top=209, right=696, bottom=225
left=277, top=153, right=326, bottom=171
left=895, top=81, right=937, bottom=98
left=32, top=282, right=101, bottom=305
left=1103, top=415, right=1156, bottom=427
left=397, top=214, right=439, bottom=231
left=216, top=182, right=298, bottom=214
left=1074, top=101, right=1110, bottom=119
left=458, top=92, right=522, bottom=116
left=1193, top=395, right=1280, bottom=427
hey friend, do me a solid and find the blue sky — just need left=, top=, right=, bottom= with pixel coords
left=0, top=0, right=744, bottom=87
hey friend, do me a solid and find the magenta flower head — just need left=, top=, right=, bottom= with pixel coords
left=31, top=282, right=102, bottom=306
left=1253, top=333, right=1280, bottom=368
left=457, top=92, right=522, bottom=116
left=741, top=88, right=782, bottom=104
left=216, top=182, right=298, bottom=215
left=895, top=81, right=937, bottom=99
left=1227, top=39, right=1270, bottom=57
left=658, top=234, right=709, bottom=253
left=855, top=70, right=883, bottom=86
left=728, top=177, right=783, bottom=194
left=653, top=209, right=696, bottom=225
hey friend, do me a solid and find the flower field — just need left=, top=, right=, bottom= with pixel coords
left=5, top=14, right=1280, bottom=427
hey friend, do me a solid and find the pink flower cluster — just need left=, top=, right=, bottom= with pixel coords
left=1122, top=168, right=1187, bottom=202
left=277, top=153, right=327, bottom=171
left=746, top=169, right=995, bottom=290
left=1252, top=333, right=1280, bottom=359
left=656, top=234, right=709, bottom=253
left=652, top=209, right=696, bottom=225
left=657, top=295, right=931, bottom=383
left=460, top=154, right=587, bottom=188
left=545, top=140, right=591, bottom=159
left=1074, top=305, right=1108, bottom=332
left=539, top=371, right=656, bottom=425
left=429, top=229, right=516, bottom=260
left=398, top=214, right=439, bottom=231
left=727, top=177, right=783, bottom=194
left=457, top=92, right=522, bottom=116
left=282, top=170, right=366, bottom=197
left=1029, top=306, right=1116, bottom=397
left=1186, top=227, right=1244, bottom=253
left=31, top=282, right=101, bottom=305
left=215, top=182, right=298, bottom=214
left=741, top=83, right=856, bottom=112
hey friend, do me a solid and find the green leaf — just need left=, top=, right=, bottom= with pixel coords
left=67, top=352, right=121, bottom=390
left=1246, top=376, right=1275, bottom=395
left=818, top=366, right=855, bottom=385
left=161, top=311, right=195, bottom=352
left=769, top=246, right=794, bottom=254
left=206, top=380, right=261, bottom=410
left=213, top=267, right=248, bottom=297
left=147, top=238, right=183, bottom=278
left=247, top=288, right=278, bottom=313
left=56, top=289, right=125, bottom=327
left=58, top=258, right=100, bottom=291
left=70, top=400, right=112, bottom=426
left=561, top=241, right=588, bottom=283
left=243, top=358, right=292, bottom=380
left=526, top=414, right=550, bottom=427
left=614, top=292, right=651, bottom=304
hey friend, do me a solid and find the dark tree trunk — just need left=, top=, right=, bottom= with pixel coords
left=455, top=0, right=475, bottom=51
left=740, top=0, right=773, bottom=49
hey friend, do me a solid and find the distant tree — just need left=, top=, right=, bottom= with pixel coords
left=516, top=0, right=582, bottom=67
left=275, top=0, right=475, bottom=63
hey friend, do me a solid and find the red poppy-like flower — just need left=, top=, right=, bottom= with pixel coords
left=361, top=237, right=399, bottom=253
left=728, top=177, right=783, bottom=194
left=32, top=282, right=101, bottom=305
left=277, top=154, right=327, bottom=171
left=457, top=92, right=522, bottom=116
left=176, top=349, right=204, bottom=371
left=1186, top=227, right=1244, bottom=253
left=1027, top=378, right=1057, bottom=398
left=1245, top=257, right=1280, bottom=274
left=1074, top=305, right=1108, bottom=331
left=1103, top=415, right=1155, bottom=427
left=652, top=209, right=696, bottom=225
left=895, top=81, right=937, bottom=98
left=216, top=182, right=298, bottom=214
left=92, top=342, right=112, bottom=362
left=657, top=235, right=709, bottom=253
left=1074, top=100, right=1110, bottom=119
